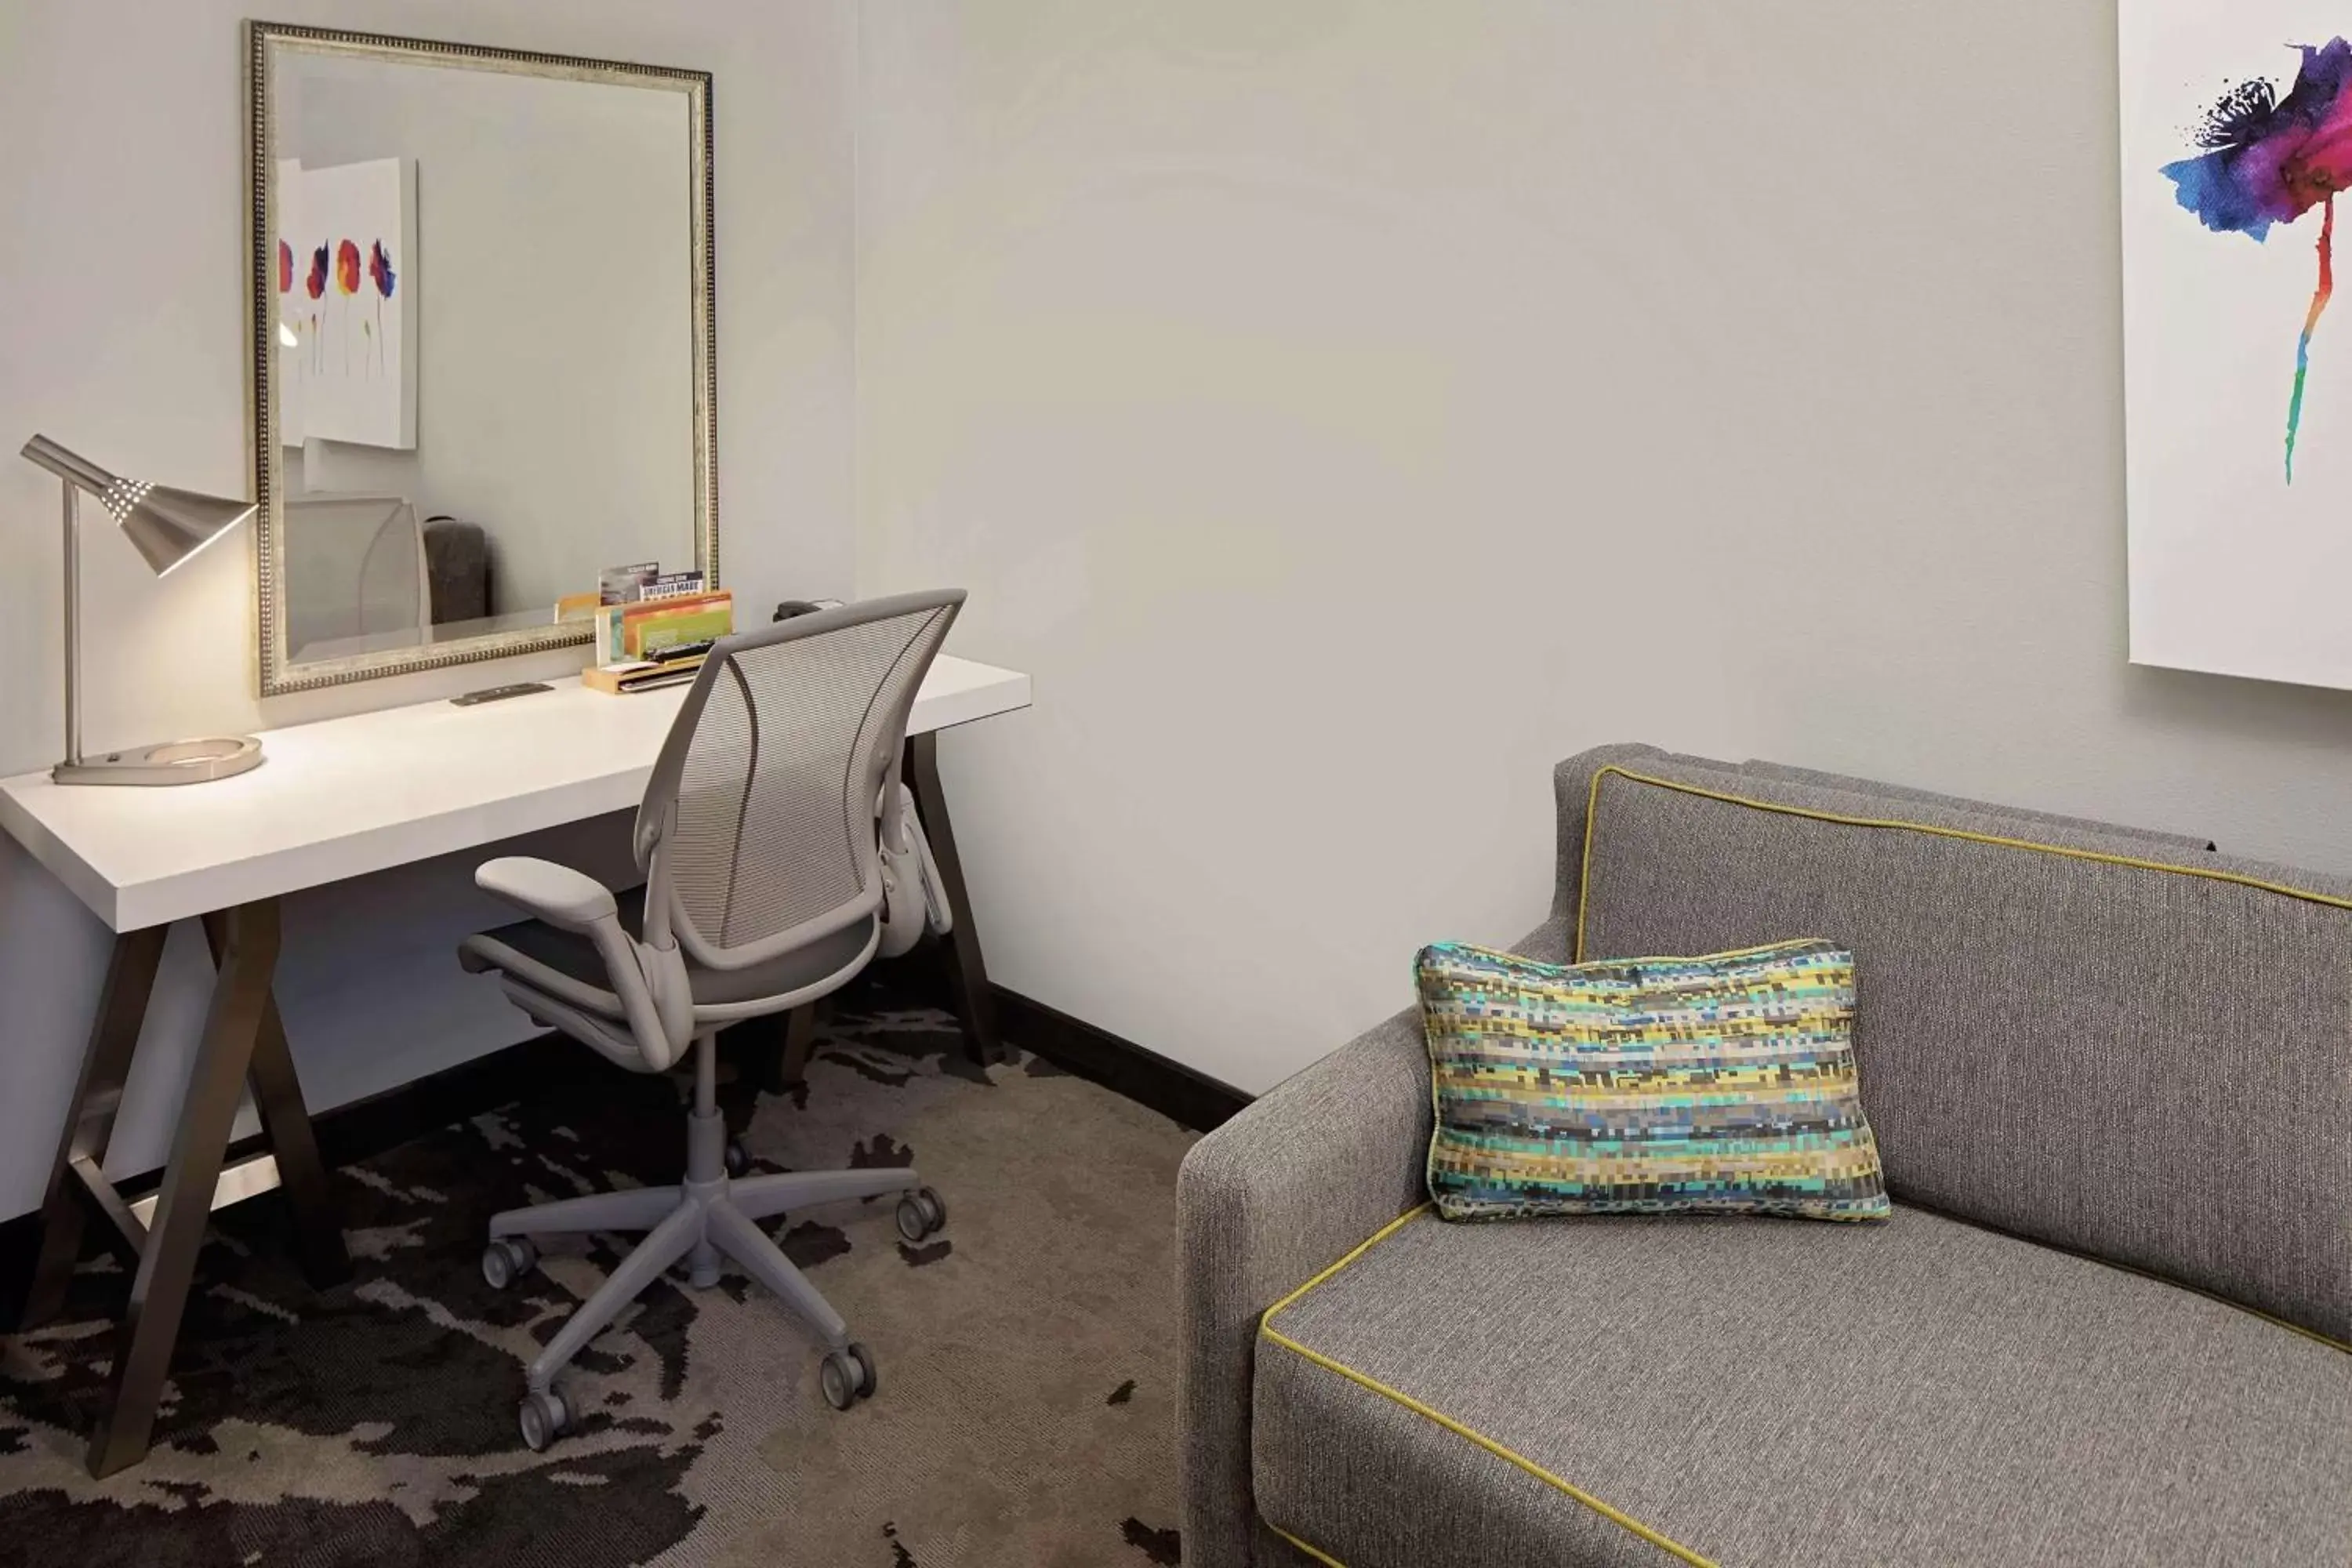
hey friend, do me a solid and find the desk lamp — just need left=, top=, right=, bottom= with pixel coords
left=20, top=434, right=264, bottom=785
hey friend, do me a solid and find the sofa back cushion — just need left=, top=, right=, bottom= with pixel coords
left=1569, top=754, right=2352, bottom=1345
left=1733, top=759, right=2219, bottom=854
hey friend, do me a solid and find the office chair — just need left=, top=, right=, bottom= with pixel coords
left=458, top=589, right=966, bottom=1451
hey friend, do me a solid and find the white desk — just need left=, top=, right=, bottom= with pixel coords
left=0, top=653, right=1029, bottom=1476
left=0, top=655, right=1029, bottom=933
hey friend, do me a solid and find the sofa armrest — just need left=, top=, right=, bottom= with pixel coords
left=1177, top=913, right=1572, bottom=1568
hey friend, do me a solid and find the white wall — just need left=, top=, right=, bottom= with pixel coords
left=855, top=0, right=2352, bottom=1095
left=0, top=0, right=858, bottom=1217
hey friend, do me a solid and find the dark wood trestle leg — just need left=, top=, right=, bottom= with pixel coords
left=19, top=899, right=349, bottom=1478
left=904, top=732, right=1000, bottom=1066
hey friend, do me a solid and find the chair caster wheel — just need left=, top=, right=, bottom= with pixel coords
left=518, top=1387, right=571, bottom=1452
left=482, top=1237, right=536, bottom=1290
left=724, top=1140, right=750, bottom=1178
left=895, top=1187, right=946, bottom=1243
left=820, top=1343, right=877, bottom=1410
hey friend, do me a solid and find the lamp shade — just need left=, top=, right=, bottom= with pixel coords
left=102, top=481, right=256, bottom=575
left=20, top=434, right=255, bottom=575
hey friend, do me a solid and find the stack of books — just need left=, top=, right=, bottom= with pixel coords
left=580, top=562, right=734, bottom=695
left=583, top=650, right=710, bottom=695
left=596, top=589, right=734, bottom=664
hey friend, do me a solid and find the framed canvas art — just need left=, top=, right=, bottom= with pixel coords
left=2122, top=7, right=2352, bottom=687
left=282, top=156, right=417, bottom=450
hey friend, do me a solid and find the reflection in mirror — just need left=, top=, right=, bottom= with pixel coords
left=250, top=26, right=714, bottom=690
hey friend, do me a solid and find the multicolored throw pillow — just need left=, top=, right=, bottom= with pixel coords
left=1418, top=938, right=1889, bottom=1222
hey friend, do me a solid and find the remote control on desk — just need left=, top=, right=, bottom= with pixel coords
left=450, top=682, right=555, bottom=707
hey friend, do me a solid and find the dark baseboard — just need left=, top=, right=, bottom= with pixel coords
left=883, top=935, right=1251, bottom=1131
left=310, top=1032, right=586, bottom=1171
left=991, top=985, right=1250, bottom=1134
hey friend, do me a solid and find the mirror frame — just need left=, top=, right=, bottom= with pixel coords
left=242, top=20, right=718, bottom=695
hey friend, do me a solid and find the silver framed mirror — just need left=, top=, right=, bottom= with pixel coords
left=244, top=21, right=717, bottom=695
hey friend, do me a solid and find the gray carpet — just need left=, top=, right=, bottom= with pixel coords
left=0, top=975, right=1197, bottom=1566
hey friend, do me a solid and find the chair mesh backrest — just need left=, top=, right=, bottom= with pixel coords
left=653, top=596, right=959, bottom=960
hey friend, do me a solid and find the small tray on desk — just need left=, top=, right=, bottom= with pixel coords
left=584, top=655, right=706, bottom=695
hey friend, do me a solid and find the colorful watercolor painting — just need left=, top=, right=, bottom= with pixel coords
left=2122, top=5, right=2352, bottom=690
left=307, top=243, right=329, bottom=372
left=2160, top=38, right=2352, bottom=481
left=334, top=238, right=364, bottom=375
left=368, top=240, right=397, bottom=375
left=280, top=157, right=417, bottom=450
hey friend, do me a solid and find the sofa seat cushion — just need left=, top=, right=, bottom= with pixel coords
left=1252, top=1206, right=2352, bottom=1568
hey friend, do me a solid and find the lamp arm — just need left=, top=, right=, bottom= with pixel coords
left=21, top=435, right=114, bottom=496
left=60, top=479, right=80, bottom=768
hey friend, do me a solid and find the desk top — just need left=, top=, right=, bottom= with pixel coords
left=0, top=655, right=1029, bottom=933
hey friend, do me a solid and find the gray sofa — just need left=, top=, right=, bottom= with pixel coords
left=1178, top=743, right=2352, bottom=1568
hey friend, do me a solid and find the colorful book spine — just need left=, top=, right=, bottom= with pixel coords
left=598, top=590, right=733, bottom=662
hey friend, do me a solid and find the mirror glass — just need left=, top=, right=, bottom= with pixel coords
left=250, top=27, right=715, bottom=693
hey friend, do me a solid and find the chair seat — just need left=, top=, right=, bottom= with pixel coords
left=464, top=884, right=877, bottom=1024
left=1252, top=1204, right=2352, bottom=1568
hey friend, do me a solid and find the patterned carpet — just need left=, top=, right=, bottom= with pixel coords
left=0, top=974, right=1198, bottom=1566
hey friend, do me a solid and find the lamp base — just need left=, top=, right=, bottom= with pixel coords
left=54, top=736, right=264, bottom=787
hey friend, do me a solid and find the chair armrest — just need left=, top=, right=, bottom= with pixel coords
left=477, top=857, right=619, bottom=932
left=1175, top=914, right=1571, bottom=1568
left=473, top=856, right=691, bottom=1073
